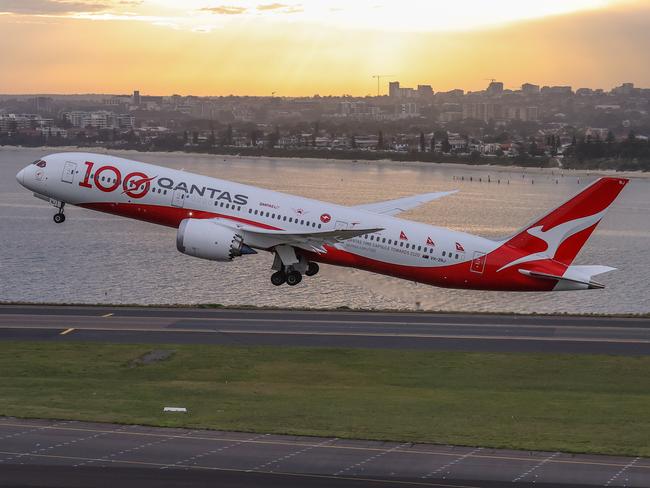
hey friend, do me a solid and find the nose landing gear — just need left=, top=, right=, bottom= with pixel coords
left=53, top=202, right=66, bottom=224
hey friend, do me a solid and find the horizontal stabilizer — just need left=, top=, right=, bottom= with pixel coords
left=519, top=265, right=616, bottom=291
left=353, top=190, right=457, bottom=216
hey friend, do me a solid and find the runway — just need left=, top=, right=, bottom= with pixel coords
left=0, top=417, right=647, bottom=487
left=0, top=305, right=649, bottom=354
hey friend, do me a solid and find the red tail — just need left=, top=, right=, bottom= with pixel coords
left=504, top=177, right=628, bottom=266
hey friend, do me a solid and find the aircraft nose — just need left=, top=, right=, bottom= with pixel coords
left=16, top=167, right=26, bottom=186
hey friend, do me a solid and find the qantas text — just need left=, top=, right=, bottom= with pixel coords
left=79, top=161, right=249, bottom=205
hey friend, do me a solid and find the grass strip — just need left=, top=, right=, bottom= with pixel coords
left=0, top=341, right=648, bottom=456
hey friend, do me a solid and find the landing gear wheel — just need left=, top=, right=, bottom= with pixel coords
left=286, top=270, right=302, bottom=286
left=53, top=213, right=66, bottom=224
left=305, top=262, right=320, bottom=277
left=270, top=271, right=286, bottom=286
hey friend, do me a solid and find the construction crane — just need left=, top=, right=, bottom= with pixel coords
left=372, top=74, right=395, bottom=96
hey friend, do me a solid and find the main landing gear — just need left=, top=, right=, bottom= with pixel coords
left=53, top=202, right=66, bottom=224
left=270, top=269, right=305, bottom=287
left=269, top=246, right=319, bottom=287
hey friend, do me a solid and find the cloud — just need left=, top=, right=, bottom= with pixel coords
left=257, top=3, right=287, bottom=11
left=0, top=0, right=109, bottom=14
left=200, top=5, right=247, bottom=15
left=257, top=3, right=302, bottom=14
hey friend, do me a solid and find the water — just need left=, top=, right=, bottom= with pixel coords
left=1, top=146, right=648, bottom=314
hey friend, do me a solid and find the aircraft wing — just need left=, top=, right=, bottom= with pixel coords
left=352, top=190, right=457, bottom=216
left=217, top=219, right=383, bottom=253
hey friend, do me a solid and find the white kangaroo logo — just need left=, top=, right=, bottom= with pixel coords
left=497, top=209, right=608, bottom=272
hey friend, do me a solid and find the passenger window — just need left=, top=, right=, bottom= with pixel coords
left=318, top=224, right=321, bottom=229
left=300, top=220, right=304, bottom=225
left=442, top=251, right=446, bottom=256
left=418, top=246, right=422, bottom=251
left=400, top=242, right=404, bottom=247
left=455, top=254, right=459, bottom=259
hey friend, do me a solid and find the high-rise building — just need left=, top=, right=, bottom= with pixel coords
left=417, top=85, right=434, bottom=97
left=486, top=81, right=504, bottom=96
left=388, top=82, right=400, bottom=98
left=133, top=90, right=141, bottom=106
left=521, top=83, right=540, bottom=95
left=541, top=86, right=572, bottom=95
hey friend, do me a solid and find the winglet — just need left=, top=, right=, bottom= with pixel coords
left=353, top=190, right=458, bottom=216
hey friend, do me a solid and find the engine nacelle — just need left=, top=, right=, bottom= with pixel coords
left=176, top=219, right=255, bottom=262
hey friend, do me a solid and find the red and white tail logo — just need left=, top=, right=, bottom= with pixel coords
left=455, top=242, right=464, bottom=252
left=426, top=236, right=435, bottom=246
left=497, top=177, right=629, bottom=271
left=400, top=231, right=408, bottom=241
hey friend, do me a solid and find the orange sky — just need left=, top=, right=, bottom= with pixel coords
left=0, top=0, right=648, bottom=95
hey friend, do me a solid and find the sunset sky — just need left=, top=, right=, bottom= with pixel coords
left=0, top=0, right=648, bottom=95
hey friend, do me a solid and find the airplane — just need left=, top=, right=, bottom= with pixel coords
left=15, top=152, right=628, bottom=291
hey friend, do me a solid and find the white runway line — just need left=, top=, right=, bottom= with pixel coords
left=162, top=433, right=270, bottom=470
left=512, top=451, right=560, bottom=482
left=250, top=437, right=338, bottom=473
left=605, top=456, right=640, bottom=486
left=333, top=442, right=411, bottom=476
left=421, top=447, right=483, bottom=479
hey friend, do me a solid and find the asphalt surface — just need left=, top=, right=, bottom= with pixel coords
left=0, top=305, right=649, bottom=354
left=0, top=418, right=646, bottom=488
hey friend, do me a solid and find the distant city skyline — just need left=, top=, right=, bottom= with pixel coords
left=0, top=0, right=648, bottom=95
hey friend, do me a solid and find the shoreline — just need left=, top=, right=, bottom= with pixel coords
left=1, top=302, right=648, bottom=318
left=2, top=144, right=648, bottom=179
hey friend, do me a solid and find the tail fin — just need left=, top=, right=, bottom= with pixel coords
left=503, top=177, right=628, bottom=266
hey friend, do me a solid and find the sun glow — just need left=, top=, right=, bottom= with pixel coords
left=75, top=0, right=618, bottom=32
left=0, top=0, right=646, bottom=95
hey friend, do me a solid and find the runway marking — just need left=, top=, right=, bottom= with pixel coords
left=0, top=421, right=647, bottom=472
left=334, top=442, right=412, bottom=476
left=0, top=449, right=481, bottom=488
left=59, top=328, right=75, bottom=335
left=162, top=432, right=270, bottom=470
left=213, top=329, right=650, bottom=344
left=512, top=451, right=560, bottom=482
left=605, top=456, right=640, bottom=486
left=0, top=426, right=114, bottom=464
left=74, top=426, right=172, bottom=468
left=422, top=447, right=483, bottom=479
left=251, top=437, right=338, bottom=472
left=3, top=325, right=650, bottom=345
left=5, top=313, right=650, bottom=333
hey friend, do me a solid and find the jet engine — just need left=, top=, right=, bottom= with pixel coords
left=176, top=218, right=256, bottom=262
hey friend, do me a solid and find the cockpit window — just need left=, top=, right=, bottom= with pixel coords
left=32, top=160, right=47, bottom=167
